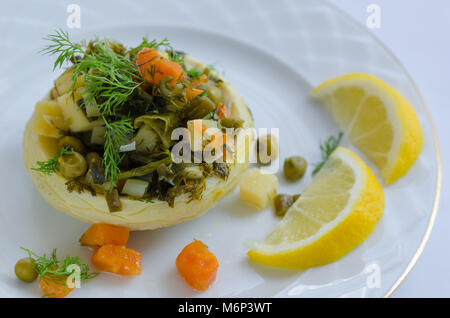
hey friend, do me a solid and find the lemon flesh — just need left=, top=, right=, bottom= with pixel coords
left=248, top=147, right=384, bottom=270
left=311, top=73, right=423, bottom=184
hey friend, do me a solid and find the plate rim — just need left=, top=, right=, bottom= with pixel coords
left=323, top=0, right=442, bottom=298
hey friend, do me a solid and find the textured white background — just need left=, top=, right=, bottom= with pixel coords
left=331, top=0, right=449, bottom=297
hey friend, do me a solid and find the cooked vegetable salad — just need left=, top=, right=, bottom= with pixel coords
left=33, top=30, right=245, bottom=211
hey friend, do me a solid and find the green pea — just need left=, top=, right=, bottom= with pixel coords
left=274, top=194, right=294, bottom=217
left=58, top=136, right=86, bottom=155
left=59, top=152, right=88, bottom=179
left=14, top=258, right=38, bottom=283
left=284, top=156, right=307, bottom=181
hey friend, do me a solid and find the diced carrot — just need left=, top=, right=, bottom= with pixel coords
left=39, top=275, right=73, bottom=298
left=186, top=88, right=204, bottom=100
left=136, top=47, right=184, bottom=86
left=91, top=244, right=142, bottom=275
left=216, top=103, right=228, bottom=120
left=191, top=74, right=209, bottom=87
left=176, top=240, right=218, bottom=291
left=79, top=224, right=130, bottom=248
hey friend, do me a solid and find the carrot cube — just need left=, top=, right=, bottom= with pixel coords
left=91, top=244, right=142, bottom=275
left=79, top=223, right=129, bottom=248
left=176, top=241, right=219, bottom=291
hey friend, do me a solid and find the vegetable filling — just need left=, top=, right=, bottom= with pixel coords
left=33, top=30, right=245, bottom=211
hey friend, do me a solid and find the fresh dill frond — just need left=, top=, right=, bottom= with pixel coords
left=42, top=31, right=186, bottom=191
left=128, top=37, right=170, bottom=57
left=198, top=90, right=210, bottom=98
left=312, top=132, right=344, bottom=176
left=129, top=37, right=186, bottom=68
left=42, top=31, right=142, bottom=116
left=167, top=48, right=185, bottom=67
left=31, top=147, right=74, bottom=175
left=40, top=29, right=85, bottom=70
left=103, top=117, right=134, bottom=190
left=186, top=68, right=202, bottom=79
left=21, top=247, right=97, bottom=287
left=76, top=41, right=143, bottom=116
left=203, top=111, right=216, bottom=120
left=41, top=31, right=144, bottom=189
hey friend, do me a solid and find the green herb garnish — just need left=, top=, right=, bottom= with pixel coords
left=186, top=68, right=202, bottom=79
left=129, top=37, right=170, bottom=56
left=129, top=37, right=185, bottom=67
left=203, top=111, right=216, bottom=120
left=40, top=30, right=182, bottom=191
left=312, top=132, right=343, bottom=176
left=41, top=30, right=140, bottom=189
left=21, top=247, right=97, bottom=287
left=103, top=118, right=134, bottom=191
left=40, top=29, right=84, bottom=70
left=198, top=90, right=210, bottom=98
left=74, top=42, right=142, bottom=116
left=31, top=147, right=74, bottom=175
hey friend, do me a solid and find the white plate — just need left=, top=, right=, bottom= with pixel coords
left=0, top=0, right=440, bottom=297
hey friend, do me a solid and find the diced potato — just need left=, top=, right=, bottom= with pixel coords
left=187, top=119, right=218, bottom=152
left=85, top=102, right=101, bottom=117
left=91, top=126, right=107, bottom=145
left=203, top=125, right=220, bottom=141
left=187, top=120, right=204, bottom=152
left=50, top=86, right=59, bottom=100
left=57, top=93, right=93, bottom=133
left=33, top=101, right=67, bottom=138
left=54, top=68, right=74, bottom=95
left=54, top=68, right=85, bottom=96
left=90, top=118, right=105, bottom=127
left=37, top=135, right=59, bottom=157
left=134, top=127, right=159, bottom=153
left=240, top=168, right=278, bottom=209
left=201, top=119, right=218, bottom=130
left=121, top=179, right=149, bottom=197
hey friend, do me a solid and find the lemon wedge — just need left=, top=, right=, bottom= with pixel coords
left=311, top=73, right=423, bottom=184
left=248, top=147, right=384, bottom=269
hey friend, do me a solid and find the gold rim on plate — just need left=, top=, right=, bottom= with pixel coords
left=325, top=0, right=442, bottom=298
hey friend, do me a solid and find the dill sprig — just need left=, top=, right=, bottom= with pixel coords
left=31, top=147, right=74, bottom=175
left=103, top=117, right=134, bottom=190
left=42, top=30, right=142, bottom=116
left=21, top=247, right=97, bottom=287
left=40, top=29, right=85, bottom=70
left=41, top=31, right=185, bottom=190
left=128, top=37, right=171, bottom=57
left=186, top=68, right=202, bottom=79
left=41, top=30, right=142, bottom=189
left=75, top=41, right=142, bottom=116
left=129, top=37, right=186, bottom=68
left=312, top=132, right=344, bottom=176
